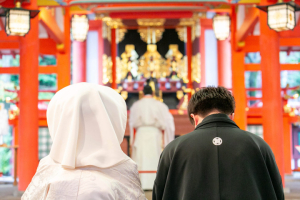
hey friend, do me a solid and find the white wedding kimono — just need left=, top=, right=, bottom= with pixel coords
left=22, top=83, right=146, bottom=200
left=22, top=156, right=146, bottom=200
left=130, top=97, right=175, bottom=190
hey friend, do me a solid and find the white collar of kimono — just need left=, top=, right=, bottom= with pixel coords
left=47, top=83, right=129, bottom=169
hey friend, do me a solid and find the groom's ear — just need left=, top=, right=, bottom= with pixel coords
left=229, top=113, right=234, bottom=120
left=190, top=114, right=201, bottom=128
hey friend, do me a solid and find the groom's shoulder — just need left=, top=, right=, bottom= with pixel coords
left=163, top=129, right=199, bottom=152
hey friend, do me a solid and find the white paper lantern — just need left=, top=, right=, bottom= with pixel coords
left=72, top=15, right=89, bottom=42
left=267, top=3, right=295, bottom=32
left=5, top=9, right=30, bottom=36
left=0, top=3, right=39, bottom=37
left=213, top=15, right=231, bottom=41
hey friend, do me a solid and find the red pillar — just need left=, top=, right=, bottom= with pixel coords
left=18, top=0, right=39, bottom=191
left=231, top=6, right=247, bottom=130
left=283, top=115, right=292, bottom=174
left=98, top=21, right=103, bottom=85
left=111, top=28, right=117, bottom=89
left=57, top=7, right=71, bottom=90
left=200, top=23, right=206, bottom=87
left=72, top=41, right=86, bottom=83
left=260, top=6, right=285, bottom=185
left=187, top=26, right=192, bottom=99
left=217, top=39, right=231, bottom=88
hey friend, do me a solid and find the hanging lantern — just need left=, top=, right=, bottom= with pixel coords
left=213, top=15, right=231, bottom=41
left=0, top=2, right=39, bottom=36
left=257, top=2, right=300, bottom=32
left=71, top=15, right=89, bottom=42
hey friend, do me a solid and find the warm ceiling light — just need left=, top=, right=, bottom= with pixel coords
left=71, top=15, right=89, bottom=42
left=0, top=2, right=39, bottom=36
left=212, top=14, right=231, bottom=41
left=257, top=2, right=300, bottom=32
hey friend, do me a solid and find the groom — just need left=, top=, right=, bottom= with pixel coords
left=153, top=86, right=284, bottom=200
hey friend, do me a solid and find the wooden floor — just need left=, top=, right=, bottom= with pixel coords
left=1, top=174, right=299, bottom=200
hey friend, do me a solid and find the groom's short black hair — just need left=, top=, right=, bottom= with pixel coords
left=188, top=86, right=235, bottom=124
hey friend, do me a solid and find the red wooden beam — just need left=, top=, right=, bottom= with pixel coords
left=38, top=66, right=57, bottom=74
left=0, top=66, right=58, bottom=74
left=242, top=35, right=300, bottom=52
left=0, top=42, right=19, bottom=50
left=279, top=25, right=300, bottom=38
left=89, top=20, right=102, bottom=31
left=200, top=18, right=213, bottom=29
left=0, top=67, right=19, bottom=74
left=245, top=63, right=300, bottom=71
left=245, top=63, right=260, bottom=71
left=281, top=64, right=300, bottom=70
left=39, top=38, right=57, bottom=55
left=39, top=8, right=64, bottom=44
left=91, top=3, right=207, bottom=11
left=109, top=11, right=193, bottom=19
left=280, top=38, right=300, bottom=46
left=236, top=7, right=259, bottom=43
left=0, top=31, right=19, bottom=42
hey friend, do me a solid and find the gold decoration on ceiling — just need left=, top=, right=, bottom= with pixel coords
left=137, top=19, right=165, bottom=44
left=116, top=28, right=127, bottom=43
left=99, top=17, right=126, bottom=43
left=138, top=28, right=164, bottom=44
left=176, top=13, right=204, bottom=42
left=96, top=14, right=126, bottom=43
left=137, top=18, right=166, bottom=26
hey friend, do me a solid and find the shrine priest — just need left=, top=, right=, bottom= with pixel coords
left=153, top=86, right=284, bottom=200
left=130, top=84, right=175, bottom=190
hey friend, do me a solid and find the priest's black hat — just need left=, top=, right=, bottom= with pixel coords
left=143, top=84, right=153, bottom=95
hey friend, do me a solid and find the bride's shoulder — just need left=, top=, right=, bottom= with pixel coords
left=113, top=158, right=138, bottom=173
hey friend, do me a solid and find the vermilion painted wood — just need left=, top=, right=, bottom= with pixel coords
left=109, top=11, right=193, bottom=19
left=0, top=67, right=19, bottom=74
left=39, top=38, right=57, bottom=55
left=39, top=66, right=58, bottom=74
left=231, top=5, right=247, bottom=130
left=186, top=26, right=192, bottom=95
left=111, top=28, right=117, bottom=89
left=39, top=8, right=64, bottom=44
left=245, top=63, right=300, bottom=71
left=18, top=0, right=39, bottom=191
left=0, top=31, right=19, bottom=41
left=236, top=7, right=259, bottom=44
left=0, top=42, right=19, bottom=49
left=57, top=7, right=71, bottom=90
left=89, top=20, right=102, bottom=30
left=260, top=5, right=285, bottom=186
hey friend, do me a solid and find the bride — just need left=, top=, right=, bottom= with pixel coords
left=22, top=83, right=146, bottom=200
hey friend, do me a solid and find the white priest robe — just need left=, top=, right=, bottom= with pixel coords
left=130, top=97, right=175, bottom=190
